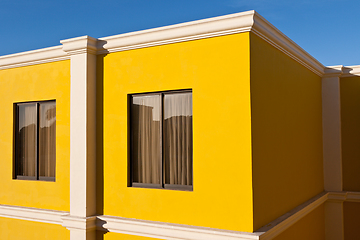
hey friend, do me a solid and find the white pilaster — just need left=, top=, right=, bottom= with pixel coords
left=322, top=66, right=343, bottom=192
left=325, top=193, right=345, bottom=240
left=61, top=36, right=98, bottom=240
left=322, top=66, right=344, bottom=240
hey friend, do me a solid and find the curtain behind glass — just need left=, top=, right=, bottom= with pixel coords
left=17, top=103, right=37, bottom=177
left=164, top=92, right=192, bottom=185
left=132, top=95, right=161, bottom=184
left=39, top=102, right=56, bottom=178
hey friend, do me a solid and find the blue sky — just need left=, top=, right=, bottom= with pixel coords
left=1, top=0, right=359, bottom=66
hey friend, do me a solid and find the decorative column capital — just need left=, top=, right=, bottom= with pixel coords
left=61, top=36, right=98, bottom=55
left=323, top=65, right=344, bottom=78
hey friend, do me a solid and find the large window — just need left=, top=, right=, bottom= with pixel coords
left=130, top=90, right=193, bottom=190
left=14, top=100, right=56, bottom=181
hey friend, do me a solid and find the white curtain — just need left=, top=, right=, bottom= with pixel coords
left=18, top=103, right=37, bottom=177
left=164, top=93, right=192, bottom=185
left=132, top=95, right=161, bottom=184
left=39, top=102, right=56, bottom=178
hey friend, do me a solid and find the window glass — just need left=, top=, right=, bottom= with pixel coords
left=164, top=93, right=192, bottom=186
left=130, top=91, right=193, bottom=189
left=15, top=100, right=56, bottom=181
left=17, top=103, right=37, bottom=177
left=131, top=95, right=161, bottom=184
left=39, top=102, right=56, bottom=178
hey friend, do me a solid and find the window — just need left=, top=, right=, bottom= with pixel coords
left=130, top=90, right=193, bottom=190
left=14, top=100, right=56, bottom=181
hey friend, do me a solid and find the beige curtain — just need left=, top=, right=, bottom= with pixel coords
left=18, top=103, right=37, bottom=177
left=39, top=102, right=56, bottom=178
left=164, top=93, right=192, bottom=185
left=132, top=95, right=161, bottom=184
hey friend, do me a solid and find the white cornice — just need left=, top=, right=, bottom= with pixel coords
left=323, top=65, right=344, bottom=78
left=0, top=46, right=69, bottom=70
left=61, top=36, right=98, bottom=55
left=340, top=65, right=360, bottom=77
left=0, top=204, right=67, bottom=225
left=96, top=11, right=325, bottom=76
left=0, top=11, right=341, bottom=76
left=97, top=11, right=254, bottom=55
left=251, top=13, right=324, bottom=76
left=324, top=65, right=360, bottom=78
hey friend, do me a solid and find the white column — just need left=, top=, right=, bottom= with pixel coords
left=322, top=66, right=344, bottom=240
left=61, top=36, right=98, bottom=240
left=322, top=66, right=343, bottom=192
left=325, top=193, right=345, bottom=240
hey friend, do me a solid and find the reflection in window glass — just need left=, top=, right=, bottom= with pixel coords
left=17, top=103, right=37, bottom=177
left=39, top=102, right=56, bottom=178
left=131, top=95, right=161, bottom=184
left=164, top=93, right=192, bottom=185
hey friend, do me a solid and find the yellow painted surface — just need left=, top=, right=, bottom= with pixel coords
left=0, top=60, right=70, bottom=211
left=98, top=232, right=159, bottom=240
left=344, top=202, right=360, bottom=240
left=250, top=33, right=324, bottom=230
left=272, top=204, right=325, bottom=240
left=340, top=76, right=360, bottom=191
left=0, top=217, right=69, bottom=240
left=101, top=33, right=254, bottom=232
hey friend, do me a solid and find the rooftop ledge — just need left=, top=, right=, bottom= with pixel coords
left=0, top=10, right=358, bottom=77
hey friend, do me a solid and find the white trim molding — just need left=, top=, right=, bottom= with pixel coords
left=325, top=65, right=360, bottom=78
left=0, top=191, right=359, bottom=239
left=0, top=45, right=69, bottom=70
left=97, top=10, right=325, bottom=76
left=251, top=13, right=324, bottom=76
left=97, top=215, right=261, bottom=240
left=0, top=10, right=331, bottom=76
left=97, top=11, right=255, bottom=55
left=257, top=192, right=328, bottom=240
left=338, top=65, right=360, bottom=78
left=62, top=215, right=97, bottom=231
left=0, top=204, right=67, bottom=225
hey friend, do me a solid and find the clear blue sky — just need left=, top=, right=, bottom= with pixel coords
left=1, top=0, right=359, bottom=66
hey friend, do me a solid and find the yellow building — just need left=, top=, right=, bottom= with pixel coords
left=0, top=10, right=359, bottom=240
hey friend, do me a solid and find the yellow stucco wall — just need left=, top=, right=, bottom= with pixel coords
left=272, top=204, right=325, bottom=240
left=344, top=202, right=360, bottom=240
left=250, top=33, right=324, bottom=230
left=0, top=60, right=70, bottom=211
left=100, top=33, right=254, bottom=232
left=0, top=217, right=69, bottom=240
left=340, top=76, right=360, bottom=191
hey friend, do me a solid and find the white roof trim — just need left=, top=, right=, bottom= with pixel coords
left=251, top=12, right=324, bottom=76
left=341, top=65, right=360, bottom=77
left=0, top=10, right=332, bottom=75
left=324, top=65, right=360, bottom=78
left=97, top=11, right=254, bottom=54
left=0, top=45, right=69, bottom=70
left=97, top=10, right=325, bottom=76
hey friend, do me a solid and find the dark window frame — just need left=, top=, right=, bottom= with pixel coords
left=129, top=89, right=193, bottom=191
left=13, top=100, right=56, bottom=182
